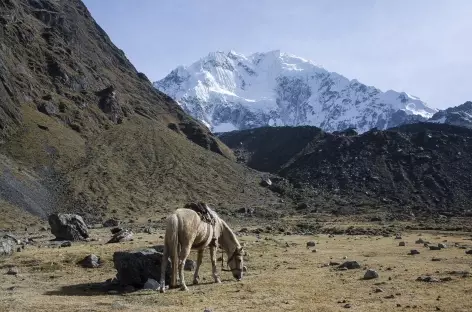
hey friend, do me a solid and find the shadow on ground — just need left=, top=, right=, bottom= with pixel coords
left=44, top=282, right=112, bottom=296
left=43, top=280, right=220, bottom=296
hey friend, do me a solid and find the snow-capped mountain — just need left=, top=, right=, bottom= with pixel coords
left=154, top=50, right=438, bottom=133
left=428, top=101, right=472, bottom=129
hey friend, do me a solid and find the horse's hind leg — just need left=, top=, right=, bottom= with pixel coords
left=178, top=245, right=191, bottom=291
left=159, top=243, right=168, bottom=293
left=210, top=245, right=221, bottom=283
left=193, top=249, right=204, bottom=285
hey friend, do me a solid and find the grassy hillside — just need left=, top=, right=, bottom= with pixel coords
left=0, top=0, right=287, bottom=228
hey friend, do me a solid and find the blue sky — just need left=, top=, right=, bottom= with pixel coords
left=82, top=0, right=471, bottom=109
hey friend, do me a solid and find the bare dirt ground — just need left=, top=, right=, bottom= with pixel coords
left=1, top=227, right=471, bottom=312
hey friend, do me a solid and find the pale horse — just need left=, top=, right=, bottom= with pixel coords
left=159, top=206, right=245, bottom=292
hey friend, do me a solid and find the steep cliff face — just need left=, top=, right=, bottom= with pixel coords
left=155, top=50, right=437, bottom=133
left=0, top=0, right=280, bottom=226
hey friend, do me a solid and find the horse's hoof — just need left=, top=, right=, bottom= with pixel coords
left=180, top=286, right=189, bottom=291
left=215, top=278, right=221, bottom=284
left=159, top=288, right=165, bottom=294
left=193, top=279, right=199, bottom=285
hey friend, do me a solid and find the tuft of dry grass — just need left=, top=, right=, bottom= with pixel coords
left=0, top=227, right=471, bottom=312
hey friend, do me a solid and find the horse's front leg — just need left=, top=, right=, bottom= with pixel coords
left=193, top=249, right=204, bottom=285
left=209, top=245, right=221, bottom=283
left=178, top=245, right=191, bottom=291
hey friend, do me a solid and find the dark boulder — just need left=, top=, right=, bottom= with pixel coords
left=113, top=248, right=171, bottom=287
left=48, top=214, right=89, bottom=241
left=103, top=219, right=120, bottom=227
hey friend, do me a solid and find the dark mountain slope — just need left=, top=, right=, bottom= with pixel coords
left=0, top=0, right=282, bottom=226
left=428, top=101, right=472, bottom=129
left=217, top=126, right=325, bottom=172
left=220, top=123, right=472, bottom=217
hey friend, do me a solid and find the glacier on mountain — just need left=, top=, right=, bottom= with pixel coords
left=154, top=50, right=438, bottom=133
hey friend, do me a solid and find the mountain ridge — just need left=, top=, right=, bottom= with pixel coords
left=154, top=50, right=438, bottom=133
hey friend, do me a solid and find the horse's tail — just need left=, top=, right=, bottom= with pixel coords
left=165, top=213, right=180, bottom=288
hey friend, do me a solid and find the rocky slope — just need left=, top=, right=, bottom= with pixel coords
left=428, top=101, right=472, bottom=129
left=154, top=50, right=438, bottom=133
left=219, top=123, right=472, bottom=218
left=0, top=0, right=284, bottom=227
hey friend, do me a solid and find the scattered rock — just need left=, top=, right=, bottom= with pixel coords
left=0, top=236, right=16, bottom=256
left=111, top=227, right=123, bottom=234
left=339, top=261, right=361, bottom=270
left=395, top=235, right=402, bottom=240
left=374, top=288, right=384, bottom=293
left=438, top=243, right=447, bottom=249
left=465, top=250, right=472, bottom=255
left=78, top=254, right=101, bottom=268
left=306, top=241, right=316, bottom=248
left=312, top=249, right=317, bottom=253
left=142, top=278, right=160, bottom=290
left=417, top=276, right=440, bottom=283
left=364, top=269, right=379, bottom=280
left=6, top=267, right=18, bottom=275
left=3, top=234, right=20, bottom=245
left=343, top=303, right=352, bottom=308
left=144, top=227, right=154, bottom=234
left=107, top=230, right=133, bottom=244
left=440, top=277, right=453, bottom=282
left=415, top=238, right=425, bottom=244
left=48, top=214, right=89, bottom=241
left=260, top=177, right=272, bottom=187
left=60, top=241, right=72, bottom=248
left=399, top=241, right=406, bottom=246
left=384, top=294, right=395, bottom=299
left=409, top=249, right=420, bottom=255
left=103, top=219, right=120, bottom=227
left=113, top=247, right=171, bottom=287
left=432, top=257, right=442, bottom=262
left=184, top=259, right=196, bottom=271
left=429, top=246, right=441, bottom=251
left=37, top=101, right=59, bottom=116
left=329, top=261, right=341, bottom=266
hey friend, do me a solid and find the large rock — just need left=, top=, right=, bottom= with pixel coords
left=364, top=269, right=379, bottom=280
left=113, top=247, right=171, bottom=288
left=339, top=261, right=361, bottom=270
left=107, top=229, right=133, bottom=244
left=78, top=254, right=101, bottom=268
left=48, top=214, right=89, bottom=241
left=0, top=236, right=16, bottom=256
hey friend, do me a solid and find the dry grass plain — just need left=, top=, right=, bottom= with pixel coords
left=1, top=227, right=471, bottom=312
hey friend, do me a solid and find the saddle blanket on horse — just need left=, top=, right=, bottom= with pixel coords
left=185, top=202, right=216, bottom=226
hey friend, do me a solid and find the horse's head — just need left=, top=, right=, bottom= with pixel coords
left=227, top=247, right=245, bottom=281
